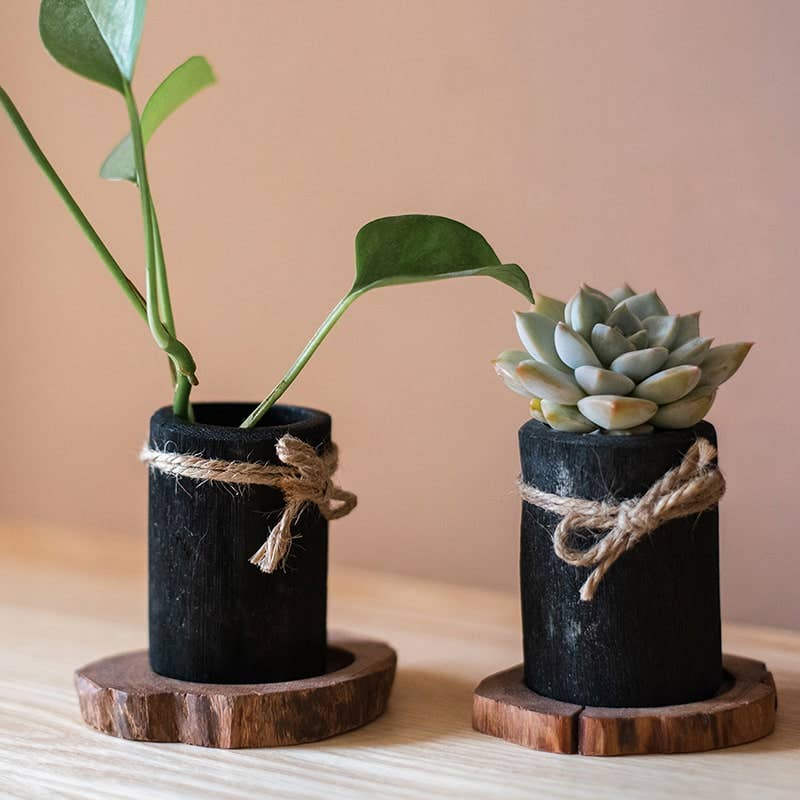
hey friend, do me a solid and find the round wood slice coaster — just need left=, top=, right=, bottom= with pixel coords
left=75, top=631, right=396, bottom=749
left=472, top=653, right=777, bottom=756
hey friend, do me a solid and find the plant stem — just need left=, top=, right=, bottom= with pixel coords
left=0, top=85, right=147, bottom=321
left=241, top=293, right=358, bottom=429
left=124, top=83, right=163, bottom=344
left=123, top=80, right=197, bottom=416
left=150, top=198, right=194, bottom=419
left=150, top=201, right=176, bottom=335
left=2, top=84, right=196, bottom=419
left=172, top=376, right=193, bottom=421
left=154, top=205, right=176, bottom=389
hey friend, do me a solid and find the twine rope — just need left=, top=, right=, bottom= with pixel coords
left=140, top=435, right=357, bottom=573
left=517, top=438, right=725, bottom=602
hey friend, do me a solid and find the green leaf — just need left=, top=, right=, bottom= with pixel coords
left=39, top=0, right=146, bottom=93
left=242, top=214, right=531, bottom=427
left=351, top=215, right=532, bottom=302
left=100, top=56, right=216, bottom=182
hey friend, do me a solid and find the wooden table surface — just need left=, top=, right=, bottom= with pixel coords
left=1, top=522, right=798, bottom=799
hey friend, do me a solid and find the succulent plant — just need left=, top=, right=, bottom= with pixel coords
left=494, top=284, right=752, bottom=433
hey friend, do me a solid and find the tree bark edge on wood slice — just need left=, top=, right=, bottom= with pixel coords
left=472, top=653, right=777, bottom=756
left=75, top=631, right=396, bottom=749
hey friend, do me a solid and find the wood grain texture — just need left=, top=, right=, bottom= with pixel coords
left=579, top=654, right=776, bottom=755
left=473, top=654, right=776, bottom=756
left=75, top=634, right=396, bottom=748
left=1, top=523, right=799, bottom=799
left=473, top=665, right=581, bottom=753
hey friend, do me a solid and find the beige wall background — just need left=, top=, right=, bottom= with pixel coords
left=1, top=1, right=798, bottom=629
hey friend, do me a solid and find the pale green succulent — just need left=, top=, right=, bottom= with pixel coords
left=494, top=284, right=752, bottom=433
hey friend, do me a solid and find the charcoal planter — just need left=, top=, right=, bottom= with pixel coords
left=519, top=419, right=722, bottom=708
left=147, top=402, right=331, bottom=684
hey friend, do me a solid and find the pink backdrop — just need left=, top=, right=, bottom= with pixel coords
left=1, top=0, right=797, bottom=628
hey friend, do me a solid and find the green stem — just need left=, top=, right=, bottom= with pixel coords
left=150, top=201, right=176, bottom=335
left=241, top=293, right=358, bottom=429
left=1, top=83, right=195, bottom=419
left=173, top=376, right=194, bottom=419
left=123, top=80, right=197, bottom=416
left=0, top=85, right=147, bottom=321
left=150, top=199, right=193, bottom=419
left=123, top=83, right=162, bottom=344
left=172, top=376, right=193, bottom=420
left=153, top=205, right=176, bottom=389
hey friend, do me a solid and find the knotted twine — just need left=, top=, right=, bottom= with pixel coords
left=140, top=435, right=357, bottom=573
left=517, top=438, right=725, bottom=602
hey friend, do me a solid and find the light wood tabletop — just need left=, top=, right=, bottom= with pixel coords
left=1, top=522, right=798, bottom=799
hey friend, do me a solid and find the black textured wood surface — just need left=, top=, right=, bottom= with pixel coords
left=148, top=403, right=331, bottom=684
left=519, top=420, right=722, bottom=708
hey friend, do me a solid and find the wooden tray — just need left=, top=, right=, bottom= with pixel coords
left=76, top=631, right=396, bottom=749
left=473, top=653, right=776, bottom=756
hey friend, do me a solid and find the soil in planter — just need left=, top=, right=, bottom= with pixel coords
left=519, top=420, right=722, bottom=708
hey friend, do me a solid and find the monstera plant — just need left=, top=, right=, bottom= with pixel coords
left=1, top=1, right=532, bottom=427
left=494, top=284, right=751, bottom=433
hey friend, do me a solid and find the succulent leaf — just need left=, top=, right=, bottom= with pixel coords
left=516, top=360, right=585, bottom=405
left=532, top=292, right=566, bottom=323
left=651, top=386, right=716, bottom=429
left=492, top=350, right=532, bottom=396
left=577, top=395, right=658, bottom=430
left=563, top=294, right=575, bottom=326
left=514, top=311, right=569, bottom=371
left=582, top=284, right=615, bottom=312
left=664, top=336, right=713, bottom=368
left=617, top=290, right=669, bottom=320
left=606, top=423, right=654, bottom=436
left=610, top=347, right=669, bottom=382
left=568, top=286, right=609, bottom=339
left=591, top=323, right=635, bottom=365
left=574, top=365, right=635, bottom=396
left=672, top=312, right=701, bottom=348
left=698, top=342, right=753, bottom=388
left=606, top=304, right=643, bottom=336
left=632, top=365, right=701, bottom=404
left=608, top=283, right=636, bottom=304
left=642, top=315, right=679, bottom=348
left=499, top=285, right=750, bottom=433
left=529, top=397, right=546, bottom=423
left=540, top=400, right=597, bottom=432
left=554, top=322, right=601, bottom=369
left=627, top=329, right=649, bottom=349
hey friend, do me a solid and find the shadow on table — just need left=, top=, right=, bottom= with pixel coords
left=314, top=666, right=480, bottom=749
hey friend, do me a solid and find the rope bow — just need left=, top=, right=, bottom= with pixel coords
left=517, top=438, right=725, bottom=601
left=141, top=434, right=357, bottom=573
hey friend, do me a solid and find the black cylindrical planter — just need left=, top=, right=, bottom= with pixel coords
left=519, top=419, right=722, bottom=708
left=148, top=402, right=330, bottom=684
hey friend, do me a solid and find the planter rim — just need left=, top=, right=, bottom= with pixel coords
left=150, top=402, right=331, bottom=446
left=519, top=418, right=715, bottom=450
